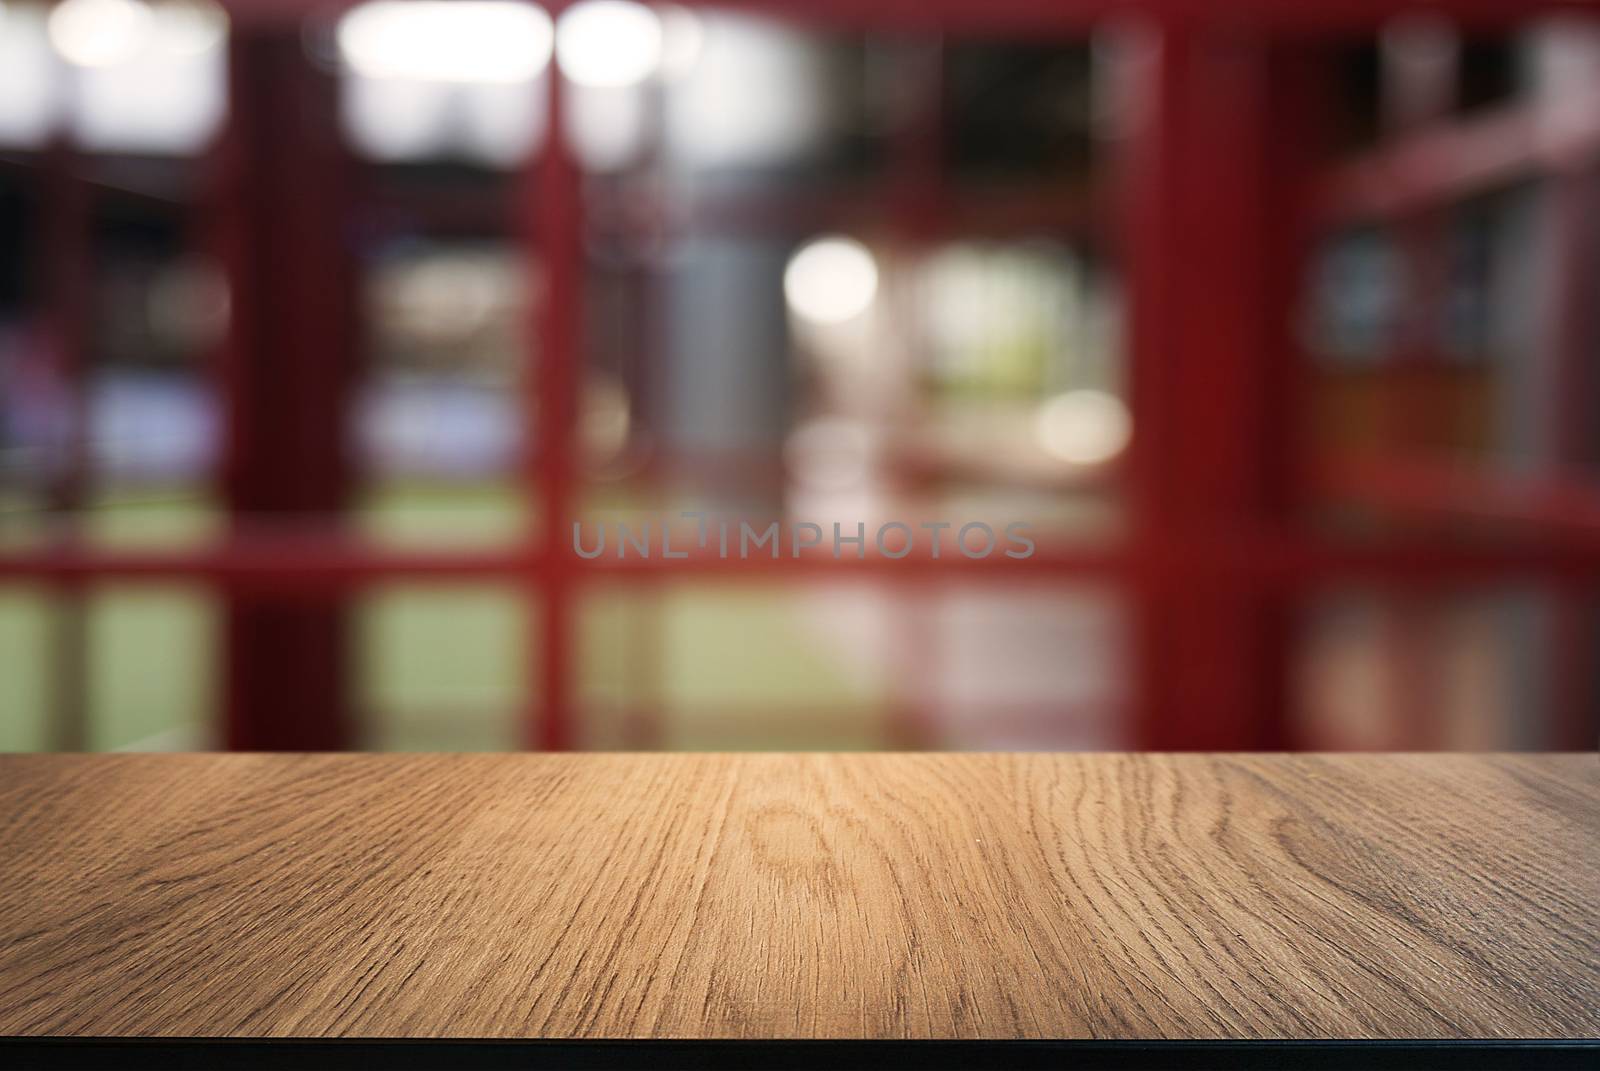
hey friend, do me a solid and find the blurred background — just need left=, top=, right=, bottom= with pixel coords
left=0, top=0, right=1596, bottom=754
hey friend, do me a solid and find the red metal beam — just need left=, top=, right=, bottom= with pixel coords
left=530, top=50, right=585, bottom=751
left=1117, top=25, right=1328, bottom=749
left=0, top=541, right=537, bottom=588
left=1541, top=163, right=1600, bottom=749
left=1316, top=455, right=1600, bottom=537
left=5, top=531, right=1600, bottom=588
left=215, top=30, right=360, bottom=750
left=33, top=139, right=93, bottom=752
left=669, top=183, right=1095, bottom=242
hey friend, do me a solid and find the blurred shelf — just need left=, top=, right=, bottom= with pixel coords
left=1316, top=87, right=1600, bottom=226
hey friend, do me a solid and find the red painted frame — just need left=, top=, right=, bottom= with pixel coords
left=5, top=0, right=1598, bottom=751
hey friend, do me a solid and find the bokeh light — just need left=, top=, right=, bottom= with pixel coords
left=784, top=237, right=880, bottom=326
left=658, top=5, right=704, bottom=80
left=158, top=0, right=228, bottom=57
left=48, top=0, right=153, bottom=68
left=556, top=1, right=664, bottom=89
left=337, top=1, right=554, bottom=84
left=1034, top=390, right=1132, bottom=466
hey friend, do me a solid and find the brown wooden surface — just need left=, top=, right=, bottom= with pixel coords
left=0, top=753, right=1595, bottom=1040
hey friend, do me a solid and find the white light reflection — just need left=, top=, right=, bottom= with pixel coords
left=784, top=237, right=880, bottom=326
left=556, top=1, right=662, bottom=88
left=1034, top=390, right=1131, bottom=466
left=337, top=1, right=553, bottom=84
left=48, top=0, right=153, bottom=68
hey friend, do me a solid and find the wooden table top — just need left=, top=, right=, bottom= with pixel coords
left=0, top=752, right=1595, bottom=1041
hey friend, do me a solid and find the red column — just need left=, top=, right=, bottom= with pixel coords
left=1541, top=169, right=1599, bottom=748
left=885, top=39, right=945, bottom=749
left=530, top=57, right=584, bottom=750
left=214, top=29, right=359, bottom=750
left=1116, top=23, right=1326, bottom=749
left=35, top=140, right=93, bottom=751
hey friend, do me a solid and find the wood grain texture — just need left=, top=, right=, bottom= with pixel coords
left=0, top=753, right=1595, bottom=1040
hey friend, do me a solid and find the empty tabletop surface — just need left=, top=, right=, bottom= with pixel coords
left=0, top=752, right=1596, bottom=1040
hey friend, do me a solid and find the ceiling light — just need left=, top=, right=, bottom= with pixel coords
left=337, top=1, right=553, bottom=84
left=49, top=0, right=153, bottom=68
left=556, top=1, right=662, bottom=88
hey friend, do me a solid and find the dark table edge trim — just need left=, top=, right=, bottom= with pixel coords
left=4, top=1038, right=1597, bottom=1070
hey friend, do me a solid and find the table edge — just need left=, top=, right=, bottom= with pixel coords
left=4, top=1037, right=1598, bottom=1070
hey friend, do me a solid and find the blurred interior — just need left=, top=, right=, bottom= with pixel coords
left=0, top=0, right=1597, bottom=753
